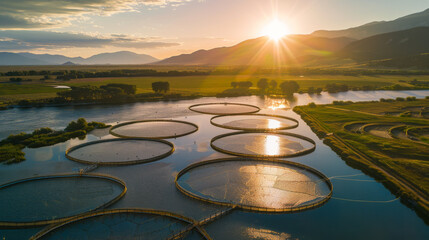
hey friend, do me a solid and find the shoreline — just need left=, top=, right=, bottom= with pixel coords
left=293, top=106, right=429, bottom=223
left=2, top=89, right=429, bottom=111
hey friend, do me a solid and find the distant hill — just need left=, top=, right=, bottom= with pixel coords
left=338, top=27, right=429, bottom=61
left=18, top=53, right=84, bottom=65
left=62, top=61, right=78, bottom=66
left=82, top=51, right=158, bottom=65
left=312, top=8, right=429, bottom=39
left=0, top=51, right=158, bottom=65
left=0, top=52, right=49, bottom=65
left=156, top=35, right=354, bottom=66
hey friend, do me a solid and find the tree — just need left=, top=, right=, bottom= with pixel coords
left=102, top=84, right=136, bottom=95
left=279, top=81, right=300, bottom=97
left=257, top=78, right=269, bottom=92
left=269, top=80, right=277, bottom=89
left=231, top=82, right=238, bottom=88
left=152, top=81, right=170, bottom=93
left=238, top=81, right=252, bottom=89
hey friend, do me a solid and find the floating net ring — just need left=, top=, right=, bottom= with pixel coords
left=189, top=103, right=260, bottom=115
left=361, top=123, right=399, bottom=139
left=343, top=122, right=368, bottom=133
left=175, top=158, right=333, bottom=213
left=210, top=131, right=315, bottom=158
left=210, top=114, right=299, bottom=132
left=0, top=173, right=126, bottom=228
left=66, top=138, right=174, bottom=166
left=405, top=126, right=429, bottom=144
left=109, top=119, right=198, bottom=139
left=388, top=125, right=408, bottom=139
left=31, top=208, right=210, bottom=240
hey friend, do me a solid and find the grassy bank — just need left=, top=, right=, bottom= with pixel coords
left=294, top=99, right=429, bottom=219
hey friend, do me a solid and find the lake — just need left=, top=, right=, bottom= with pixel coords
left=0, top=90, right=428, bottom=240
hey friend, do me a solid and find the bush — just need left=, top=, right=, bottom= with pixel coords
left=406, top=96, right=417, bottom=101
left=65, top=118, right=88, bottom=132
left=32, top=127, right=54, bottom=135
left=396, top=97, right=405, bottom=101
left=0, top=144, right=25, bottom=164
left=308, top=102, right=317, bottom=108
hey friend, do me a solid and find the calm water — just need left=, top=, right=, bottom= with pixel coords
left=0, top=90, right=428, bottom=240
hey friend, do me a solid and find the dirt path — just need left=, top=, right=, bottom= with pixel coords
left=326, top=106, right=382, bottom=116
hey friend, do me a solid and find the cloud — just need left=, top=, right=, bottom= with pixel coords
left=0, top=0, right=195, bottom=29
left=0, top=30, right=180, bottom=50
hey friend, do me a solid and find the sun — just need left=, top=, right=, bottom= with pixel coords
left=263, top=20, right=289, bottom=41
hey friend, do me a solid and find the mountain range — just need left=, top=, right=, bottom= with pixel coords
left=312, top=8, right=429, bottom=39
left=156, top=35, right=353, bottom=65
left=0, top=51, right=158, bottom=65
left=1, top=8, right=429, bottom=66
left=339, top=27, right=429, bottom=61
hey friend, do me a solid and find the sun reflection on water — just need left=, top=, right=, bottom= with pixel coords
left=267, top=119, right=281, bottom=129
left=266, top=97, right=289, bottom=110
left=265, top=135, right=280, bottom=156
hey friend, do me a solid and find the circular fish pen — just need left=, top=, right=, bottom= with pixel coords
left=362, top=123, right=398, bottom=139
left=31, top=209, right=209, bottom=240
left=406, top=126, right=429, bottom=143
left=388, top=125, right=409, bottom=140
left=0, top=174, right=126, bottom=228
left=210, top=114, right=299, bottom=132
left=66, top=138, right=174, bottom=165
left=110, top=119, right=198, bottom=139
left=189, top=103, right=260, bottom=115
left=211, top=132, right=315, bottom=158
left=343, top=122, right=367, bottom=133
left=175, top=158, right=332, bottom=213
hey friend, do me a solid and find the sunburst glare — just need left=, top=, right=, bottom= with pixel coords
left=263, top=20, right=289, bottom=40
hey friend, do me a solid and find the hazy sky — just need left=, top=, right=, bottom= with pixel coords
left=0, top=0, right=428, bottom=59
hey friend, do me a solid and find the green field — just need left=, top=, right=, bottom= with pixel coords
left=1, top=74, right=428, bottom=105
left=294, top=99, right=429, bottom=215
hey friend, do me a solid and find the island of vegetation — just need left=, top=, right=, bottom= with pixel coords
left=294, top=97, right=429, bottom=220
left=0, top=118, right=110, bottom=164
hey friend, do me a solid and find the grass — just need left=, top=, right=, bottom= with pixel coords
left=294, top=99, right=429, bottom=217
left=1, top=74, right=428, bottom=104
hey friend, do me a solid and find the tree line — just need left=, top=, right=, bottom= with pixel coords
left=3, top=68, right=429, bottom=78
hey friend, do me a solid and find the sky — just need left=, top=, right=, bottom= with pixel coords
left=0, top=0, right=428, bottom=59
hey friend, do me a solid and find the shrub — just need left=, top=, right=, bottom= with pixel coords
left=65, top=118, right=88, bottom=132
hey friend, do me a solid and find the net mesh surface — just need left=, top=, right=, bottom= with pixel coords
left=190, top=103, right=259, bottom=115
left=38, top=213, right=204, bottom=240
left=211, top=133, right=313, bottom=157
left=211, top=115, right=297, bottom=131
left=111, top=121, right=197, bottom=139
left=0, top=177, right=124, bottom=223
left=68, top=140, right=172, bottom=163
left=177, top=161, right=331, bottom=209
